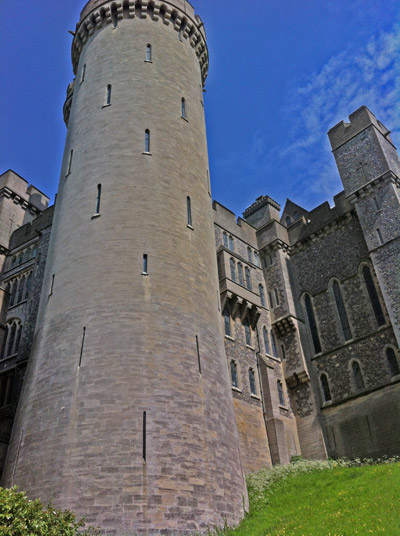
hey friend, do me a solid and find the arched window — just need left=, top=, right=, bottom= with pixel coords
left=31, top=245, right=37, bottom=258
left=259, top=284, right=266, bottom=307
left=8, top=282, right=16, bottom=308
left=2, top=320, right=22, bottom=358
left=223, top=232, right=228, bottom=248
left=238, top=263, right=244, bottom=286
left=96, top=184, right=102, bottom=215
left=352, top=361, right=365, bottom=390
left=362, top=265, right=385, bottom=327
left=187, top=196, right=192, bottom=227
left=304, top=293, right=322, bottom=354
left=145, top=129, right=150, bottom=153
left=263, top=327, right=270, bottom=355
left=228, top=235, right=234, bottom=251
left=294, top=211, right=299, bottom=221
left=231, top=361, right=238, bottom=388
left=243, top=318, right=252, bottom=346
left=223, top=307, right=231, bottom=337
left=320, top=373, right=331, bottom=402
left=249, top=369, right=256, bottom=395
left=332, top=281, right=352, bottom=341
left=387, top=348, right=400, bottom=377
left=245, top=267, right=252, bottom=290
left=285, top=216, right=291, bottom=226
left=271, top=330, right=277, bottom=357
left=277, top=380, right=285, bottom=406
left=181, top=97, right=186, bottom=118
left=17, top=277, right=25, bottom=304
left=146, top=44, right=152, bottom=62
left=106, top=84, right=112, bottom=106
left=247, top=247, right=253, bottom=263
left=254, top=252, right=260, bottom=267
left=230, top=258, right=236, bottom=282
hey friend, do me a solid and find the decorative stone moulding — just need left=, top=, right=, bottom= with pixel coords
left=348, top=170, right=400, bottom=204
left=291, top=211, right=356, bottom=253
left=71, top=0, right=209, bottom=86
left=0, top=189, right=41, bottom=216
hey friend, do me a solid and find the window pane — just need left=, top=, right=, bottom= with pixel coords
left=223, top=308, right=231, bottom=337
left=231, top=361, right=238, bottom=388
left=230, top=259, right=236, bottom=282
left=332, top=281, right=352, bottom=341
left=320, top=374, right=331, bottom=402
left=249, top=369, right=256, bottom=395
left=263, top=328, right=270, bottom=355
left=304, top=294, right=322, bottom=354
left=362, top=266, right=385, bottom=327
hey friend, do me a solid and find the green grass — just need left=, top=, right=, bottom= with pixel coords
left=224, top=461, right=400, bottom=536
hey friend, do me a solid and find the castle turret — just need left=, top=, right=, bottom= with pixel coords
left=2, top=2, right=247, bottom=533
left=328, top=106, right=400, bottom=346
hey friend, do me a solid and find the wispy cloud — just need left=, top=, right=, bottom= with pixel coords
left=281, top=27, right=400, bottom=206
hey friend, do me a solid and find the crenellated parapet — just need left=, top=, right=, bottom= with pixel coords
left=72, top=0, right=209, bottom=85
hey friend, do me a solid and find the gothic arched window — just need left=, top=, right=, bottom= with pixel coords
left=277, top=380, right=285, bottom=406
left=362, top=265, right=385, bottom=327
left=223, top=232, right=228, bottom=248
left=387, top=348, right=400, bottom=377
left=249, top=369, right=256, bottom=395
left=243, top=318, right=252, bottom=346
left=247, top=247, right=253, bottom=263
left=263, top=327, right=270, bottom=355
left=230, top=361, right=238, bottom=388
left=245, top=267, right=252, bottom=291
left=304, top=293, right=322, bottom=354
left=320, top=373, right=331, bottom=402
left=238, top=263, right=244, bottom=286
left=230, top=258, right=236, bottom=282
left=259, top=284, right=266, bottom=307
left=352, top=361, right=365, bottom=390
left=332, top=281, right=352, bottom=341
left=223, top=307, right=231, bottom=337
left=228, top=235, right=234, bottom=252
left=271, top=330, right=278, bottom=357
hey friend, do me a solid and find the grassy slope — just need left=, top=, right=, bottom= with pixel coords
left=225, top=463, right=400, bottom=536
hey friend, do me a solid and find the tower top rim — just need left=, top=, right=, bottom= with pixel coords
left=80, top=0, right=197, bottom=23
left=72, top=0, right=209, bottom=85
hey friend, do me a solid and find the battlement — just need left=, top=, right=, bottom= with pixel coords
left=328, top=106, right=395, bottom=151
left=72, top=0, right=209, bottom=85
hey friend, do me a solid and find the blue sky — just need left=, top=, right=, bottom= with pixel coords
left=1, top=0, right=399, bottom=215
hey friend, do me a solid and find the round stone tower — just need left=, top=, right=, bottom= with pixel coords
left=2, top=1, right=247, bottom=533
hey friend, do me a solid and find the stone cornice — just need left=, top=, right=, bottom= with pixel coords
left=71, top=0, right=209, bottom=85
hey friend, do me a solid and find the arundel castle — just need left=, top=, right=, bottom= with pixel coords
left=0, top=0, right=399, bottom=534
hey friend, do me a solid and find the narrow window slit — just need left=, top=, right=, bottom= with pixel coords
left=143, top=411, right=147, bottom=462
left=376, top=228, right=384, bottom=245
left=95, top=184, right=102, bottom=215
left=66, top=149, right=73, bottom=176
left=78, top=327, right=86, bottom=368
left=105, top=84, right=112, bottom=106
left=142, top=254, right=148, bottom=275
left=146, top=44, right=152, bottom=62
left=187, top=196, right=192, bottom=227
left=144, top=129, right=150, bottom=153
left=80, top=63, right=86, bottom=84
left=196, top=335, right=202, bottom=374
left=49, top=274, right=55, bottom=297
